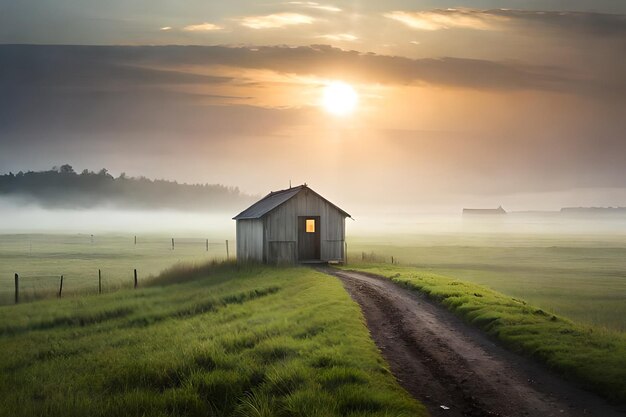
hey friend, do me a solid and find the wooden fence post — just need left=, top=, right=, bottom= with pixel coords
left=98, top=269, right=102, bottom=294
left=206, top=239, right=209, bottom=252
left=226, top=240, right=230, bottom=260
left=391, top=256, right=394, bottom=264
left=14, top=273, right=19, bottom=304
left=134, top=269, right=138, bottom=289
left=134, top=235, right=137, bottom=245
left=58, top=275, right=64, bottom=298
left=171, top=238, right=175, bottom=250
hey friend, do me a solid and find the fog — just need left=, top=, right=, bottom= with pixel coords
left=352, top=211, right=626, bottom=238
left=2, top=197, right=626, bottom=240
left=0, top=199, right=234, bottom=237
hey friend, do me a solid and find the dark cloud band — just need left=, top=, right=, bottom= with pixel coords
left=1, top=44, right=621, bottom=98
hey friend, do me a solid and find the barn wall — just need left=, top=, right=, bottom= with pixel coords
left=263, top=189, right=346, bottom=263
left=236, top=219, right=264, bottom=262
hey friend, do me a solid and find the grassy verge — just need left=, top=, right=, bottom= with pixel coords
left=339, top=263, right=626, bottom=404
left=346, top=236, right=626, bottom=333
left=0, top=262, right=425, bottom=417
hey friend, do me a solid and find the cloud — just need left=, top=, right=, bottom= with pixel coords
left=239, top=13, right=314, bottom=29
left=315, top=33, right=358, bottom=42
left=385, top=8, right=626, bottom=36
left=0, top=87, right=301, bottom=139
left=0, top=44, right=622, bottom=101
left=384, top=9, right=506, bottom=31
left=160, top=26, right=172, bottom=31
left=107, top=44, right=612, bottom=96
left=487, top=9, right=626, bottom=36
left=182, top=22, right=223, bottom=32
left=286, top=2, right=341, bottom=12
left=0, top=45, right=233, bottom=90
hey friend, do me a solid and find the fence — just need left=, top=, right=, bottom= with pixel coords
left=357, top=251, right=400, bottom=265
left=1, top=235, right=235, bottom=305
left=130, top=236, right=231, bottom=254
left=12, top=269, right=144, bottom=304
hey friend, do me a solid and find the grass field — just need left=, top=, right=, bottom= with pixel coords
left=0, top=234, right=231, bottom=304
left=347, top=233, right=626, bottom=332
left=0, top=263, right=425, bottom=417
left=2, top=232, right=625, bottom=333
left=339, top=263, right=626, bottom=404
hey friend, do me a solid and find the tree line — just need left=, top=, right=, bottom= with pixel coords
left=0, top=165, right=255, bottom=211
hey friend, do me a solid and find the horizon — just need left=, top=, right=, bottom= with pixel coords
left=3, top=165, right=626, bottom=237
left=3, top=165, right=626, bottom=215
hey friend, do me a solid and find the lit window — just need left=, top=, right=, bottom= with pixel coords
left=306, top=219, right=315, bottom=233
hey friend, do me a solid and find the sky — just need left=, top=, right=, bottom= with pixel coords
left=1, top=1, right=625, bottom=212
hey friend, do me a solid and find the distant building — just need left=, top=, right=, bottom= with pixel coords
left=560, top=207, right=626, bottom=215
left=233, top=184, right=351, bottom=264
left=463, top=206, right=507, bottom=215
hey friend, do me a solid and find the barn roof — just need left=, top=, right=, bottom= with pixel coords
left=233, top=185, right=351, bottom=220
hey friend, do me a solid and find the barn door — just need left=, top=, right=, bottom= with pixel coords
left=298, top=216, right=321, bottom=261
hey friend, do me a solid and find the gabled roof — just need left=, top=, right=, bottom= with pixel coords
left=233, top=184, right=351, bottom=220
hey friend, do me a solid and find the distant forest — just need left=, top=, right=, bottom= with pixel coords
left=0, top=165, right=256, bottom=211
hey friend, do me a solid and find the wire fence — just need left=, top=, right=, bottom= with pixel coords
left=0, top=235, right=232, bottom=250
left=1, top=235, right=235, bottom=305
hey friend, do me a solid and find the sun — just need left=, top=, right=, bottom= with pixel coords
left=321, top=81, right=358, bottom=116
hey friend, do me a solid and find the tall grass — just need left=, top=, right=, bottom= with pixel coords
left=0, top=262, right=425, bottom=417
left=340, top=263, right=626, bottom=404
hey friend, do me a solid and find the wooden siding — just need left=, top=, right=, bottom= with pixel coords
left=235, top=219, right=264, bottom=262
left=268, top=241, right=296, bottom=264
left=262, top=188, right=346, bottom=264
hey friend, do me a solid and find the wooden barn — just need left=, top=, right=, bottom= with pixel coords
left=233, top=184, right=351, bottom=264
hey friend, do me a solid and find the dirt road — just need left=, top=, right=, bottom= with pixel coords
left=323, top=268, right=625, bottom=417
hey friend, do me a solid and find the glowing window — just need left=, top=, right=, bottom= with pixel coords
left=306, top=219, right=316, bottom=233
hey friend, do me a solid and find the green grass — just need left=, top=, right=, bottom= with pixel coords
left=4, top=232, right=625, bottom=333
left=0, top=262, right=425, bottom=417
left=347, top=233, right=626, bottom=332
left=0, top=233, right=231, bottom=304
left=339, top=263, right=626, bottom=404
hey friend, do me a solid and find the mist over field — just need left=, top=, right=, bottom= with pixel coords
left=3, top=193, right=626, bottom=238
left=0, top=198, right=233, bottom=235
left=3, top=166, right=626, bottom=237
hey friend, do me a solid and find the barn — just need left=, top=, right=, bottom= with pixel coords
left=233, top=184, right=351, bottom=264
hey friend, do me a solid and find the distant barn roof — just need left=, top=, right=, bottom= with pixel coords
left=462, top=205, right=506, bottom=215
left=233, top=185, right=351, bottom=220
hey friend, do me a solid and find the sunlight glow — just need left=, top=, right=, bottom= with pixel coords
left=240, top=13, right=314, bottom=29
left=322, top=82, right=358, bottom=116
left=182, top=22, right=223, bottom=32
